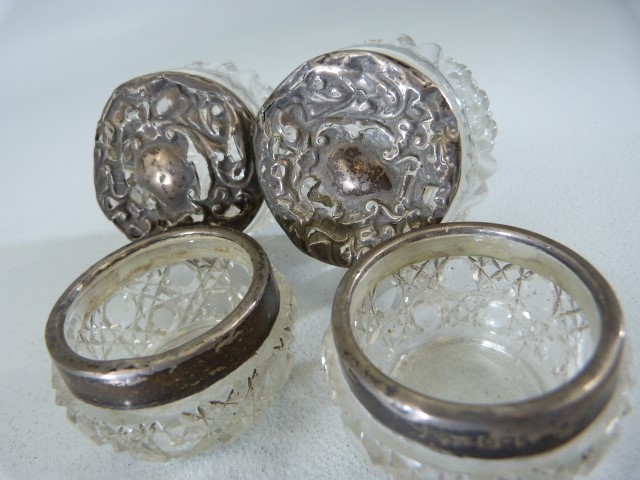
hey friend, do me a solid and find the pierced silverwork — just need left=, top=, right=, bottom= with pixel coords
left=255, top=50, right=461, bottom=267
left=95, top=72, right=262, bottom=239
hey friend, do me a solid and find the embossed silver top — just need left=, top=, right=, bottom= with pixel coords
left=95, top=71, right=262, bottom=239
left=255, top=49, right=461, bottom=267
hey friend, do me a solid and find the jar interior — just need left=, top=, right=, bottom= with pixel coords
left=64, top=235, right=253, bottom=360
left=351, top=253, right=599, bottom=405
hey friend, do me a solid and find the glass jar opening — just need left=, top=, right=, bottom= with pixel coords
left=64, top=235, right=254, bottom=361
left=348, top=230, right=603, bottom=406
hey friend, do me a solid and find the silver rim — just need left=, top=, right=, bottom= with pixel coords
left=46, top=226, right=279, bottom=409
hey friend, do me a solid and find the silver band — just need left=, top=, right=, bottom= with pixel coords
left=331, top=223, right=624, bottom=458
left=46, top=227, right=279, bottom=409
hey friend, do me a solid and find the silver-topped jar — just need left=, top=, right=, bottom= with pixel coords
left=325, top=223, right=629, bottom=479
left=255, top=36, right=496, bottom=267
left=47, top=63, right=295, bottom=460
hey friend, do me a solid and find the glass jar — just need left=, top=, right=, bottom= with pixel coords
left=46, top=227, right=296, bottom=460
left=325, top=222, right=629, bottom=479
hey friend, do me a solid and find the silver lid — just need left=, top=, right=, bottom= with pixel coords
left=255, top=49, right=464, bottom=267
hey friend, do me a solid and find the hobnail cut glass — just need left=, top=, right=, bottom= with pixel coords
left=52, top=253, right=296, bottom=461
left=323, top=252, right=630, bottom=479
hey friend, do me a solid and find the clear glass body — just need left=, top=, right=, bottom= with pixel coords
left=324, top=329, right=630, bottom=479
left=52, top=239, right=296, bottom=460
left=64, top=255, right=254, bottom=361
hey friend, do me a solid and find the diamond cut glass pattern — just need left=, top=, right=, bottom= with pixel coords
left=51, top=234, right=297, bottom=460
left=353, top=256, right=595, bottom=402
left=65, top=257, right=251, bottom=360
left=323, top=327, right=630, bottom=480
left=52, top=272, right=297, bottom=460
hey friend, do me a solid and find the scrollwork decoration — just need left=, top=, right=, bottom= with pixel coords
left=255, top=50, right=461, bottom=267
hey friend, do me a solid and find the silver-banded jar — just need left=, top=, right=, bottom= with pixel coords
left=325, top=223, right=629, bottom=479
left=255, top=36, right=496, bottom=267
left=46, top=227, right=296, bottom=460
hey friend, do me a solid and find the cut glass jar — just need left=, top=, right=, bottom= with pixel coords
left=46, top=227, right=296, bottom=460
left=255, top=35, right=496, bottom=267
left=325, top=223, right=629, bottom=479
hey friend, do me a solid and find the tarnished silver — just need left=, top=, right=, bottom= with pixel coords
left=331, top=223, right=625, bottom=458
left=45, top=226, right=280, bottom=409
left=255, top=49, right=463, bottom=267
left=95, top=71, right=263, bottom=239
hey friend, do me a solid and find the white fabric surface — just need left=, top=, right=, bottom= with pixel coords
left=0, top=1, right=638, bottom=478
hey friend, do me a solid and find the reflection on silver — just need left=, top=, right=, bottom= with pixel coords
left=45, top=227, right=280, bottom=409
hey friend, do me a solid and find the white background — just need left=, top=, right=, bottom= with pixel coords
left=0, top=1, right=639, bottom=478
